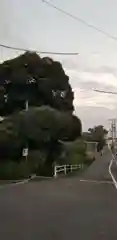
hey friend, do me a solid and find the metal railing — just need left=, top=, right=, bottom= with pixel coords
left=54, top=164, right=83, bottom=178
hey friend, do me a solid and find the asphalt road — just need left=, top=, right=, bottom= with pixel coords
left=0, top=151, right=117, bottom=240
left=80, top=150, right=112, bottom=181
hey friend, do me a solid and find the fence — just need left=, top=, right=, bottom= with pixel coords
left=54, top=164, right=83, bottom=178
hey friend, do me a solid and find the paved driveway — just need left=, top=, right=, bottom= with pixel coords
left=0, top=151, right=117, bottom=240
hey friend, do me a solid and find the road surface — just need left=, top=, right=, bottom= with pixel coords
left=0, top=150, right=117, bottom=240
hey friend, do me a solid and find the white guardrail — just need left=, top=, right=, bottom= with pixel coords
left=54, top=164, right=83, bottom=178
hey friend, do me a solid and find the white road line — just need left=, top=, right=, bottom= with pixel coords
left=109, top=156, right=117, bottom=190
left=34, top=176, right=53, bottom=179
left=80, top=179, right=112, bottom=184
left=0, top=174, right=36, bottom=189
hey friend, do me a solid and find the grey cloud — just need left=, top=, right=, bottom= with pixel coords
left=75, top=106, right=116, bottom=131
left=0, top=1, right=18, bottom=41
left=98, top=66, right=117, bottom=74
left=75, top=80, right=104, bottom=91
left=78, top=66, right=117, bottom=75
left=70, top=74, right=117, bottom=94
left=74, top=88, right=96, bottom=100
left=89, top=66, right=117, bottom=77
left=76, top=80, right=117, bottom=92
left=63, top=57, right=117, bottom=76
left=0, top=0, right=35, bottom=53
left=0, top=1, right=12, bottom=41
left=62, top=58, right=78, bottom=70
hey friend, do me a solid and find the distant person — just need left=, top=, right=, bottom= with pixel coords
left=100, top=149, right=103, bottom=156
left=97, top=142, right=103, bottom=156
left=111, top=144, right=114, bottom=153
left=97, top=142, right=100, bottom=152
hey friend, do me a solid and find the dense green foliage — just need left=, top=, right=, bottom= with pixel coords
left=0, top=106, right=81, bottom=160
left=59, top=139, right=86, bottom=164
left=0, top=52, right=74, bottom=115
left=88, top=125, right=108, bottom=142
left=0, top=52, right=83, bottom=178
left=83, top=125, right=108, bottom=143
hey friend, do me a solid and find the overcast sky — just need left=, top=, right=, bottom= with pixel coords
left=1, top=0, right=117, bottom=131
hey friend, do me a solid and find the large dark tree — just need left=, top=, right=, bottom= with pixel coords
left=0, top=106, right=81, bottom=161
left=0, top=53, right=82, bottom=173
left=0, top=52, right=74, bottom=115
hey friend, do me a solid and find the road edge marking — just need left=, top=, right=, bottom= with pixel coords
left=0, top=174, right=36, bottom=189
left=109, top=156, right=117, bottom=190
left=80, top=179, right=112, bottom=184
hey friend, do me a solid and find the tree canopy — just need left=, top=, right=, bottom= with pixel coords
left=0, top=52, right=82, bottom=166
left=88, top=125, right=108, bottom=142
left=0, top=52, right=74, bottom=115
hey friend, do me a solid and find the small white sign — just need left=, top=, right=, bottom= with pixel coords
left=22, top=148, right=28, bottom=157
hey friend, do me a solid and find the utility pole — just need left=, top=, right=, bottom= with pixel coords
left=22, top=99, right=29, bottom=162
left=22, top=66, right=29, bottom=161
left=109, top=118, right=117, bottom=153
left=25, top=99, right=29, bottom=162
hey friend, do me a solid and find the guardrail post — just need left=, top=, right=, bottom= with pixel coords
left=71, top=165, right=72, bottom=172
left=64, top=165, right=66, bottom=175
left=54, top=165, right=57, bottom=178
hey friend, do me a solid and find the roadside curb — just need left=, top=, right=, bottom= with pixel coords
left=0, top=174, right=36, bottom=189
left=31, top=176, right=53, bottom=181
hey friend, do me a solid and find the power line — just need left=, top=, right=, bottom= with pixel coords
left=0, top=43, right=78, bottom=56
left=42, top=0, right=117, bottom=42
left=93, top=89, right=117, bottom=95
left=80, top=88, right=117, bottom=95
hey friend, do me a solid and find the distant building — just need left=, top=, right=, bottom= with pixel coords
left=105, top=137, right=117, bottom=149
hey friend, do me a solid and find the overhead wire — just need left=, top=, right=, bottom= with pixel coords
left=92, top=89, right=117, bottom=95
left=42, top=0, right=117, bottom=42
left=0, top=43, right=78, bottom=56
left=42, top=0, right=117, bottom=95
left=1, top=0, right=117, bottom=56
left=1, top=1, right=117, bottom=95
left=0, top=44, right=117, bottom=95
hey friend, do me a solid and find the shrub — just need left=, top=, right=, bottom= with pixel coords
left=24, top=150, right=53, bottom=177
left=0, top=161, right=36, bottom=180
left=59, top=139, right=86, bottom=165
